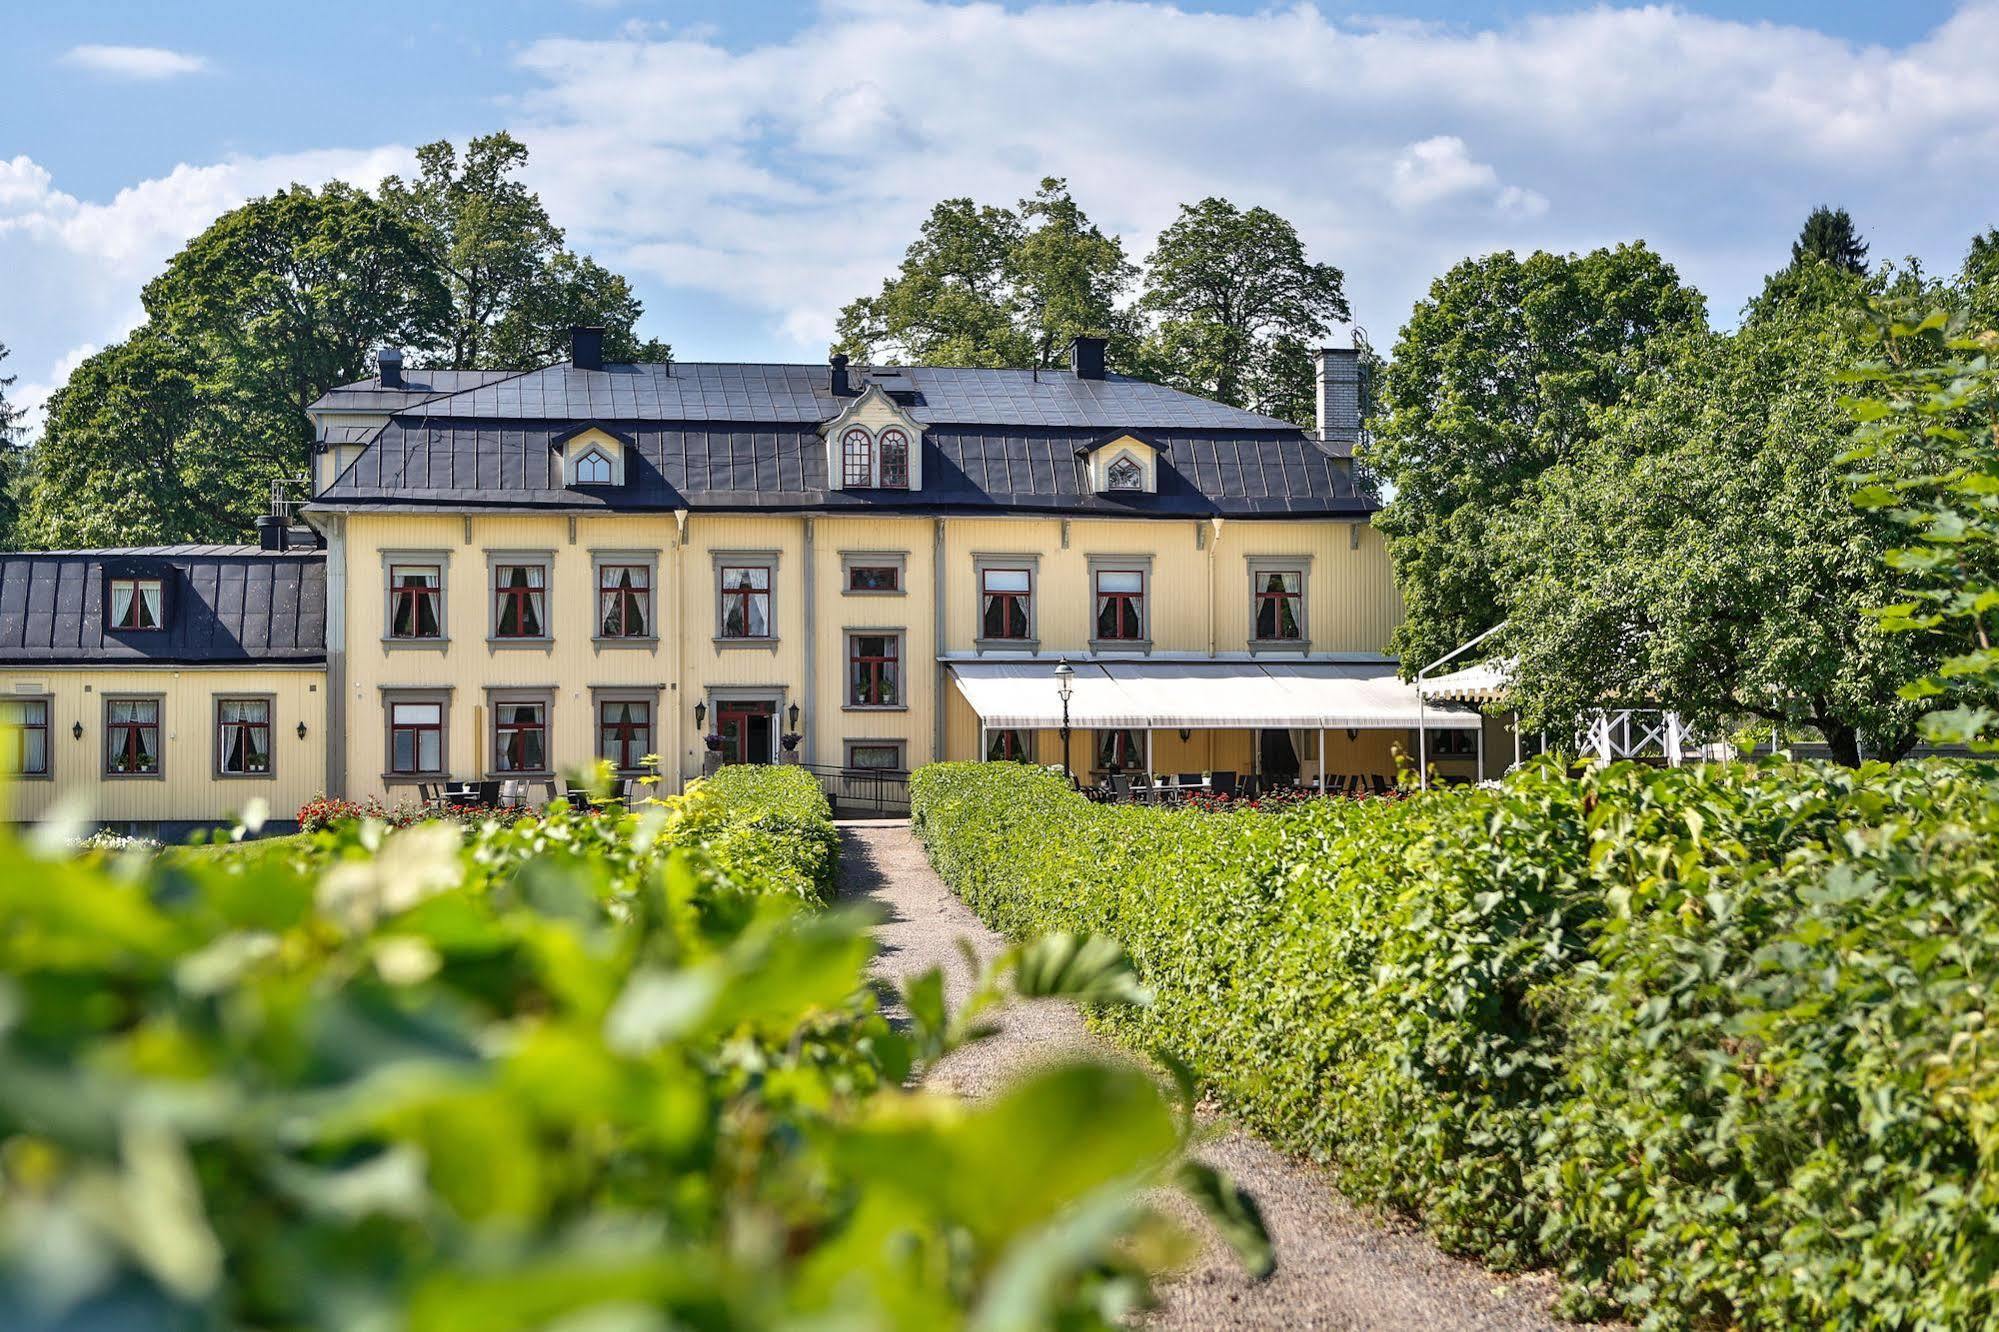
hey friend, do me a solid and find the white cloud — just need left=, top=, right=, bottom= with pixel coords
left=61, top=45, right=209, bottom=80
left=8, top=0, right=1999, bottom=410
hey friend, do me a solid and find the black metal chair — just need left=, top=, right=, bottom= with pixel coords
left=477, top=781, right=502, bottom=808
left=1109, top=774, right=1134, bottom=801
left=1209, top=771, right=1237, bottom=798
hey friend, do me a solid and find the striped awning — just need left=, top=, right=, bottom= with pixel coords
left=1419, top=657, right=1515, bottom=704
left=947, top=660, right=1483, bottom=730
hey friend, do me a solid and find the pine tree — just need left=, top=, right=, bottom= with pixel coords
left=1791, top=205, right=1870, bottom=274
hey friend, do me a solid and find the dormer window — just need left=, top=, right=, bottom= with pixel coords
left=110, top=577, right=164, bottom=631
left=1080, top=431, right=1162, bottom=494
left=1107, top=456, right=1143, bottom=491
left=573, top=448, right=614, bottom=486
left=842, top=427, right=874, bottom=487
left=823, top=383, right=926, bottom=492
left=878, top=428, right=910, bottom=488
left=555, top=425, right=629, bottom=487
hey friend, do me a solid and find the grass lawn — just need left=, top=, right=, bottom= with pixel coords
left=165, top=832, right=313, bottom=869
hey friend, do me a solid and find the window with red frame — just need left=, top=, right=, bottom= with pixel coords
left=1094, top=728, right=1145, bottom=772
left=841, top=427, right=873, bottom=487
left=110, top=577, right=164, bottom=631
left=719, top=565, right=771, bottom=638
left=1094, top=569, right=1145, bottom=640
left=389, top=701, right=443, bottom=775
left=981, top=567, right=1032, bottom=639
left=1, top=698, right=49, bottom=776
left=105, top=698, right=160, bottom=776
left=388, top=565, right=442, bottom=638
left=493, top=700, right=548, bottom=772
left=597, top=699, right=652, bottom=772
left=598, top=564, right=651, bottom=637
left=216, top=698, right=271, bottom=775
left=877, top=427, right=910, bottom=487
left=848, top=633, right=900, bottom=706
left=494, top=564, right=547, bottom=638
left=986, top=728, right=1031, bottom=762
left=1253, top=569, right=1303, bottom=640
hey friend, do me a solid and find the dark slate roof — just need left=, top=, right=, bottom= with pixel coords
left=318, top=420, right=1368, bottom=518
left=0, top=548, right=326, bottom=666
left=311, top=368, right=523, bottom=413
left=314, top=361, right=1299, bottom=431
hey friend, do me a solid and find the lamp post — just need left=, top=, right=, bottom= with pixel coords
left=1054, top=659, right=1075, bottom=783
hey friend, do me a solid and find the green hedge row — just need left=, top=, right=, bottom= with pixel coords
left=911, top=758, right=1999, bottom=1329
left=687, top=763, right=840, bottom=901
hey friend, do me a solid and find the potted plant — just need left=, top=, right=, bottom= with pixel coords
left=704, top=732, right=725, bottom=753
left=780, top=732, right=802, bottom=754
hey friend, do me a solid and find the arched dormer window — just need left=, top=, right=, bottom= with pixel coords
left=1107, top=456, right=1143, bottom=491
left=877, top=428, right=910, bottom=488
left=573, top=449, right=614, bottom=486
left=842, top=427, right=874, bottom=488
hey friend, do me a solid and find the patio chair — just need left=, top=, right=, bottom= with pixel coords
left=1240, top=776, right=1261, bottom=800
left=1209, top=771, right=1237, bottom=798
left=1109, top=774, right=1134, bottom=801
left=476, top=781, right=502, bottom=808
left=1176, top=772, right=1202, bottom=788
left=417, top=781, right=442, bottom=808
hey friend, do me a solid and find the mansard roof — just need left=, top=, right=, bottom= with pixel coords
left=0, top=547, right=326, bottom=666
left=318, top=420, right=1367, bottom=518
left=310, top=358, right=1369, bottom=518
left=315, top=361, right=1299, bottom=431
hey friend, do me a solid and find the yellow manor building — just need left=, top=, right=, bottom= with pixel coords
left=0, top=330, right=1496, bottom=832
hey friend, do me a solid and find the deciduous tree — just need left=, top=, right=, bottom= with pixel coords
left=380, top=132, right=667, bottom=367
left=1136, top=198, right=1347, bottom=424
left=1368, top=244, right=1706, bottom=671
left=834, top=179, right=1134, bottom=368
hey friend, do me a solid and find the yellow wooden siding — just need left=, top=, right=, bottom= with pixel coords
left=0, top=667, right=325, bottom=825
left=809, top=516, right=937, bottom=769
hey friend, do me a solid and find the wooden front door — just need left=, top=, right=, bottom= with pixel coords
left=716, top=701, right=775, bottom=765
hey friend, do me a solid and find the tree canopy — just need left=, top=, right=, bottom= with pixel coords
left=837, top=188, right=1346, bottom=426
left=0, top=343, right=23, bottom=545
left=1791, top=205, right=1870, bottom=274
left=1367, top=243, right=1708, bottom=670
left=1137, top=198, right=1348, bottom=425
left=1501, top=265, right=1954, bottom=763
left=17, top=133, right=664, bottom=548
left=378, top=132, right=666, bottom=368
left=834, top=179, right=1135, bottom=369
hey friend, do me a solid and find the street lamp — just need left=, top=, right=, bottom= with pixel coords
left=1054, top=659, right=1075, bottom=783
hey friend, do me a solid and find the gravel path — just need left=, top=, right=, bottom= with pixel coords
left=842, top=819, right=1594, bottom=1332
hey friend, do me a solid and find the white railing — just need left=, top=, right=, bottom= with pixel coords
left=1577, top=710, right=1706, bottom=766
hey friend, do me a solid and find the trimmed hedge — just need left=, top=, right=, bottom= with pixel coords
left=911, top=758, right=1999, bottom=1328
left=687, top=763, right=840, bottom=901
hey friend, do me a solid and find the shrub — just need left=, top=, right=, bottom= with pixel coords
left=911, top=757, right=1999, bottom=1329
left=0, top=777, right=1263, bottom=1328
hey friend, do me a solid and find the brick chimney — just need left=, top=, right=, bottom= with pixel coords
left=1312, top=344, right=1362, bottom=451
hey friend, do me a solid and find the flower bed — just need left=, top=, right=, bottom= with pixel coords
left=911, top=757, right=1999, bottom=1328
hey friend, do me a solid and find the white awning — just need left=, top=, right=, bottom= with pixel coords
left=948, top=660, right=1482, bottom=730
left=1419, top=657, right=1515, bottom=703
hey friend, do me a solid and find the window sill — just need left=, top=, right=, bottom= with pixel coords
left=382, top=773, right=447, bottom=785
left=215, top=771, right=277, bottom=781
left=1088, top=639, right=1153, bottom=655
left=592, top=636, right=661, bottom=650
left=1248, top=639, right=1312, bottom=654
left=842, top=704, right=909, bottom=713
left=7, top=772, right=52, bottom=782
left=382, top=637, right=450, bottom=652
left=842, top=588, right=906, bottom=596
left=487, top=637, right=554, bottom=651
left=974, top=637, right=1040, bottom=653
left=714, top=636, right=779, bottom=651
left=485, top=771, right=556, bottom=782
left=104, top=771, right=166, bottom=781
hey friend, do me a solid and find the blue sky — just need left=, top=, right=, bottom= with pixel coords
left=4, top=0, right=1995, bottom=428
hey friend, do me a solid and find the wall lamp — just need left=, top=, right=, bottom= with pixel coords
left=1178, top=729, right=1192, bottom=742
left=693, top=700, right=707, bottom=728
left=297, top=721, right=309, bottom=740
left=788, top=701, right=801, bottom=731
left=72, top=721, right=84, bottom=740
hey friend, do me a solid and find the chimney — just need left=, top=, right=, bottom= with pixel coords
left=255, top=514, right=287, bottom=552
left=1313, top=345, right=1362, bottom=450
left=571, top=326, right=605, bottom=372
left=1068, top=335, right=1107, bottom=381
left=377, top=347, right=404, bottom=390
left=829, top=352, right=852, bottom=397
